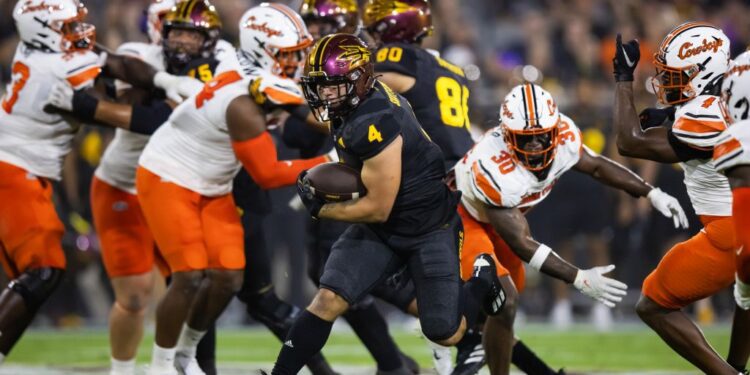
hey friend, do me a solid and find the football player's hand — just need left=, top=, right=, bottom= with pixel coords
left=249, top=74, right=304, bottom=107
left=735, top=276, right=750, bottom=310
left=613, top=34, right=640, bottom=82
left=46, top=81, right=75, bottom=112
left=297, top=170, right=326, bottom=219
left=647, top=188, right=689, bottom=229
left=574, top=265, right=627, bottom=308
left=153, top=71, right=203, bottom=103
left=639, top=107, right=676, bottom=129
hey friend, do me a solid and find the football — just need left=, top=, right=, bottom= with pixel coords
left=305, top=162, right=367, bottom=202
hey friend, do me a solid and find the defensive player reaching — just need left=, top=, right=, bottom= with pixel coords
left=614, top=22, right=750, bottom=373
left=0, top=0, right=100, bottom=363
left=271, top=33, right=497, bottom=375
left=714, top=51, right=750, bottom=370
left=453, top=83, right=686, bottom=375
left=134, top=4, right=328, bottom=375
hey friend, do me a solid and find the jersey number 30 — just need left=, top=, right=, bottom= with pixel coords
left=1, top=61, right=30, bottom=114
left=435, top=77, right=470, bottom=129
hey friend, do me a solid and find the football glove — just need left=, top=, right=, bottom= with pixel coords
left=735, top=276, right=750, bottom=310
left=639, top=107, right=676, bottom=129
left=613, top=34, right=640, bottom=82
left=248, top=72, right=304, bottom=107
left=153, top=71, right=204, bottom=103
left=647, top=188, right=689, bottom=229
left=574, top=265, right=627, bottom=308
left=296, top=170, right=326, bottom=219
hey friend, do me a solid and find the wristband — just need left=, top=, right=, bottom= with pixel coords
left=529, top=244, right=552, bottom=271
left=71, top=90, right=99, bottom=122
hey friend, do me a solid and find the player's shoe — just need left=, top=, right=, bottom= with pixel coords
left=472, top=254, right=505, bottom=315
left=399, top=351, right=420, bottom=374
left=426, top=339, right=453, bottom=375
left=451, top=328, right=485, bottom=375
left=175, top=353, right=205, bottom=375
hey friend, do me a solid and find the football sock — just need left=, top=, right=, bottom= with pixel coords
left=196, top=324, right=217, bottom=375
left=345, top=304, right=402, bottom=371
left=175, top=324, right=207, bottom=358
left=110, top=357, right=136, bottom=375
left=272, top=310, right=333, bottom=375
left=462, top=278, right=489, bottom=328
left=150, top=343, right=176, bottom=373
left=512, top=340, right=557, bottom=374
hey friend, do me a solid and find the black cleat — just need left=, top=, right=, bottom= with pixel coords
left=451, top=328, right=485, bottom=375
left=399, top=351, right=420, bottom=374
left=472, top=254, right=505, bottom=315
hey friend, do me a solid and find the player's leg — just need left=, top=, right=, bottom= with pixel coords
left=727, top=306, right=750, bottom=373
left=272, top=224, right=403, bottom=375
left=728, top=186, right=750, bottom=372
left=0, top=162, right=66, bottom=360
left=91, top=176, right=158, bottom=374
left=637, top=216, right=737, bottom=374
left=136, top=167, right=208, bottom=375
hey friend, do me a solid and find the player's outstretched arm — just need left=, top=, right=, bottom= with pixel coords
left=486, top=207, right=627, bottom=307
left=573, top=145, right=689, bottom=228
left=376, top=72, right=416, bottom=93
left=317, top=136, right=403, bottom=223
left=228, top=95, right=327, bottom=189
left=612, top=34, right=681, bottom=163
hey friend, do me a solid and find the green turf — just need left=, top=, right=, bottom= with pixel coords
left=6, top=325, right=733, bottom=371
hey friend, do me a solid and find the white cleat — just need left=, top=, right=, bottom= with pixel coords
left=427, top=339, right=453, bottom=375
left=175, top=353, right=205, bottom=375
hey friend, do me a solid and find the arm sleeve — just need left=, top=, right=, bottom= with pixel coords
left=232, top=131, right=327, bottom=190
left=128, top=101, right=173, bottom=135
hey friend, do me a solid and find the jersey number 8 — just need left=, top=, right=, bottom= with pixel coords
left=435, top=76, right=470, bottom=129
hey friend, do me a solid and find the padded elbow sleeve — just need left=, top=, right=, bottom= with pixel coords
left=9, top=268, right=65, bottom=311
left=129, top=101, right=173, bottom=135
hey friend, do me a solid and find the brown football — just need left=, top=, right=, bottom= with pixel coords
left=306, top=162, right=367, bottom=202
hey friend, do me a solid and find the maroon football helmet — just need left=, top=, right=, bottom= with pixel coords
left=301, top=33, right=375, bottom=121
left=162, top=0, right=222, bottom=70
left=299, top=0, right=360, bottom=39
left=362, top=0, right=432, bottom=45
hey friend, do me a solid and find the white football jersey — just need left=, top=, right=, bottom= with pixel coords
left=455, top=114, right=583, bottom=223
left=714, top=119, right=750, bottom=173
left=0, top=44, right=101, bottom=180
left=671, top=95, right=732, bottom=216
left=95, top=40, right=236, bottom=194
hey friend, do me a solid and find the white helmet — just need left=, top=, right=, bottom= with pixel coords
left=238, top=3, right=313, bottom=77
left=146, top=0, right=175, bottom=44
left=721, top=51, right=750, bottom=124
left=652, top=22, right=730, bottom=106
left=500, top=83, right=561, bottom=172
left=13, top=0, right=95, bottom=53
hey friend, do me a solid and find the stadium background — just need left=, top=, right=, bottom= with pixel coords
left=1, top=0, right=750, bottom=372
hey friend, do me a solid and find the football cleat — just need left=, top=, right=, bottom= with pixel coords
left=472, top=254, right=505, bottom=315
left=451, top=328, right=485, bottom=375
left=174, top=352, right=205, bottom=375
left=426, top=339, right=453, bottom=375
left=399, top=351, right=420, bottom=374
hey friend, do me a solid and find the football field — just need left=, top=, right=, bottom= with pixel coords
left=1, top=323, right=730, bottom=374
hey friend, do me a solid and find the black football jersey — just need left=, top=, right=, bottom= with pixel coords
left=330, top=81, right=459, bottom=236
left=374, top=42, right=474, bottom=170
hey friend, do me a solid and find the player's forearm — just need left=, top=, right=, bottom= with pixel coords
left=103, top=54, right=157, bottom=89
left=591, top=155, right=653, bottom=197
left=614, top=82, right=645, bottom=156
left=504, top=236, right=579, bottom=284
left=318, top=196, right=391, bottom=223
left=94, top=100, right=132, bottom=129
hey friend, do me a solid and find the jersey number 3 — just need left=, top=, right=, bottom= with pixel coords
left=435, top=77, right=470, bottom=129
left=1, top=61, right=30, bottom=114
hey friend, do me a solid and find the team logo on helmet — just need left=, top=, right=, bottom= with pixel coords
left=337, top=44, right=371, bottom=70
left=19, top=1, right=64, bottom=14
left=677, top=38, right=724, bottom=60
left=243, top=15, right=282, bottom=37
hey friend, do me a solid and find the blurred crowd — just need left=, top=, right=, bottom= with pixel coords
left=1, top=0, right=749, bottom=329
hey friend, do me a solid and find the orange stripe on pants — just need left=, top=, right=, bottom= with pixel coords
left=642, top=215, right=738, bottom=309
left=0, top=161, right=65, bottom=278
left=458, top=204, right=526, bottom=292
left=135, top=167, right=245, bottom=273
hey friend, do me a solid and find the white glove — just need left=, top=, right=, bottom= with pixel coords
left=735, top=276, right=750, bottom=310
left=647, top=188, right=689, bottom=229
left=153, top=71, right=204, bottom=103
left=249, top=72, right=304, bottom=106
left=325, top=147, right=339, bottom=162
left=46, top=81, right=75, bottom=111
left=574, top=265, right=627, bottom=308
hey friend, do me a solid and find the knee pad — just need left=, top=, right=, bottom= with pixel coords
left=245, top=287, right=299, bottom=330
left=421, top=314, right=459, bottom=343
left=9, top=268, right=65, bottom=311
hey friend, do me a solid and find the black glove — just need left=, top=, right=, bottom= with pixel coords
left=639, top=106, right=676, bottom=129
left=613, top=33, right=640, bottom=82
left=297, top=170, right=325, bottom=219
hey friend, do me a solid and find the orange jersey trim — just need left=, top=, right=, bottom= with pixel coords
left=264, top=86, right=304, bottom=105
left=471, top=162, right=502, bottom=206
left=673, top=117, right=725, bottom=134
left=67, top=66, right=101, bottom=88
left=714, top=138, right=742, bottom=159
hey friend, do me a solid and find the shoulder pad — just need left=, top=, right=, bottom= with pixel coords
left=672, top=95, right=727, bottom=149
left=64, top=51, right=102, bottom=89
left=248, top=71, right=304, bottom=107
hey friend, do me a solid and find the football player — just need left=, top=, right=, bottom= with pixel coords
left=454, top=83, right=687, bottom=375
left=713, top=50, right=750, bottom=370
left=134, top=4, right=330, bottom=375
left=272, top=33, right=497, bottom=375
left=0, top=0, right=101, bottom=363
left=613, top=23, right=750, bottom=373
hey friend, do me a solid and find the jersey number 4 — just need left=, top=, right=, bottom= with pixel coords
left=435, top=77, right=470, bottom=129
left=195, top=70, right=242, bottom=108
left=1, top=61, right=30, bottom=114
